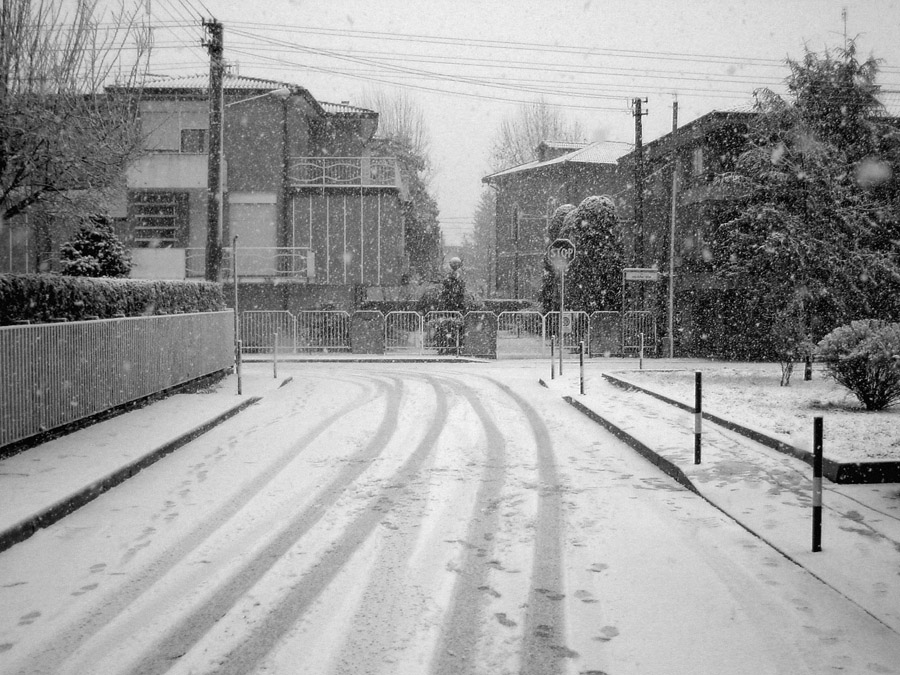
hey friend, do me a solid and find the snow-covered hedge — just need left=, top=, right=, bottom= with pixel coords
left=817, top=320, right=900, bottom=410
left=0, top=274, right=225, bottom=326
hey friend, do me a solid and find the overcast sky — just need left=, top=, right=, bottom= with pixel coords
left=139, top=0, right=900, bottom=244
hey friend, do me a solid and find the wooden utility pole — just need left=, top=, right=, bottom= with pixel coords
left=203, top=19, right=224, bottom=281
left=632, top=97, right=648, bottom=268
left=668, top=99, right=678, bottom=358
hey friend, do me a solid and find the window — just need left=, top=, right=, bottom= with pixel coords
left=180, top=128, right=208, bottom=153
left=130, top=191, right=188, bottom=248
left=692, top=146, right=705, bottom=176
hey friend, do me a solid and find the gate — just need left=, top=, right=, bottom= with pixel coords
left=296, top=311, right=351, bottom=352
left=423, top=311, right=462, bottom=355
left=544, top=311, right=590, bottom=356
left=241, top=311, right=295, bottom=353
left=385, top=311, right=424, bottom=352
left=496, top=311, right=545, bottom=358
left=623, top=311, right=657, bottom=355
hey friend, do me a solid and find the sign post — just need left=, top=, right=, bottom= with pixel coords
left=548, top=238, right=576, bottom=376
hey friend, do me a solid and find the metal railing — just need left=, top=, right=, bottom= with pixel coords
left=296, top=311, right=351, bottom=352
left=385, top=311, right=424, bottom=352
left=185, top=247, right=313, bottom=280
left=232, top=309, right=658, bottom=358
left=241, top=311, right=296, bottom=354
left=497, top=311, right=545, bottom=358
left=423, top=311, right=462, bottom=355
left=288, top=157, right=400, bottom=188
left=623, top=310, right=657, bottom=356
left=0, top=312, right=234, bottom=449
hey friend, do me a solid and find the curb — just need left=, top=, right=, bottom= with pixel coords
left=563, top=396, right=698, bottom=495
left=0, top=397, right=261, bottom=554
left=561, top=387, right=900, bottom=637
left=602, top=372, right=900, bottom=484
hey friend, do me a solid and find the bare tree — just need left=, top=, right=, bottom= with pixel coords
left=358, top=87, right=433, bottom=183
left=488, top=97, right=585, bottom=171
left=359, top=87, right=442, bottom=279
left=0, top=0, right=150, bottom=266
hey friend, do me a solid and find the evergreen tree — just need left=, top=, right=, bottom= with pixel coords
left=539, top=203, right=576, bottom=313
left=59, top=217, right=132, bottom=278
left=553, top=196, right=623, bottom=313
left=712, top=42, right=900, bottom=369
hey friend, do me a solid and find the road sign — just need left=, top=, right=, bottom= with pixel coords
left=624, top=267, right=660, bottom=282
left=548, top=238, right=576, bottom=273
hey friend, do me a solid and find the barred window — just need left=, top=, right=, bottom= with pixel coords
left=130, top=191, right=188, bottom=248
left=180, top=128, right=208, bottom=153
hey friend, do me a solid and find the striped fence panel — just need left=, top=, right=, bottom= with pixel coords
left=0, top=312, right=234, bottom=449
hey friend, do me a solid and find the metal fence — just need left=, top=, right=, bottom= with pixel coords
left=544, top=311, right=591, bottom=355
left=0, top=312, right=234, bottom=449
left=296, top=311, right=351, bottom=352
left=423, top=311, right=462, bottom=355
left=623, top=311, right=657, bottom=355
left=241, top=311, right=296, bottom=353
left=385, top=311, right=424, bottom=352
left=497, top=311, right=545, bottom=358
left=233, top=309, right=658, bottom=358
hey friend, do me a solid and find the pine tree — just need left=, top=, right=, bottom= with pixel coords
left=59, top=217, right=132, bottom=278
left=555, top=196, right=623, bottom=314
left=712, top=41, right=900, bottom=371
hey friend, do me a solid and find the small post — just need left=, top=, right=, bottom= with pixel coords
left=273, top=331, right=279, bottom=378
left=813, top=416, right=823, bottom=552
left=694, top=371, right=702, bottom=464
left=550, top=335, right=556, bottom=380
left=579, top=340, right=585, bottom=395
left=804, top=355, right=813, bottom=381
left=236, top=339, right=243, bottom=395
left=639, top=332, right=645, bottom=370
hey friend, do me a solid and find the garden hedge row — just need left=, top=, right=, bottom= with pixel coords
left=0, top=274, right=226, bottom=326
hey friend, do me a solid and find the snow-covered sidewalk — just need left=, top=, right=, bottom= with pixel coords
left=0, top=369, right=287, bottom=552
left=544, top=367, right=900, bottom=635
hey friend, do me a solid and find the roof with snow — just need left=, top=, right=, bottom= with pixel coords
left=482, top=140, right=630, bottom=183
left=114, top=73, right=376, bottom=118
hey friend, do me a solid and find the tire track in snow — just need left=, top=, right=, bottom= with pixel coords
left=490, top=378, right=569, bottom=675
left=430, top=378, right=508, bottom=675
left=201, top=375, right=451, bottom=675
left=11, top=375, right=386, bottom=675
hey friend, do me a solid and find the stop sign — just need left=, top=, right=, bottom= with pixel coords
left=547, top=238, right=576, bottom=273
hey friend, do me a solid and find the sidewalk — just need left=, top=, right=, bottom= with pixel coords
left=0, top=367, right=288, bottom=553
left=543, top=369, right=900, bottom=636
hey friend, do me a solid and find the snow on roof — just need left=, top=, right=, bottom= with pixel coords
left=320, top=100, right=377, bottom=116
left=483, top=140, right=630, bottom=182
left=133, top=74, right=375, bottom=117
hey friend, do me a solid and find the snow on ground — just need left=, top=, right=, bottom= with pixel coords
left=612, top=361, right=900, bottom=463
left=1, top=361, right=899, bottom=675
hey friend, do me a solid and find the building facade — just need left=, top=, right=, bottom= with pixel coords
left=116, top=73, right=409, bottom=307
left=482, top=141, right=624, bottom=301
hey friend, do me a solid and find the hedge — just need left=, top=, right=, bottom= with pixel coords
left=0, top=274, right=225, bottom=326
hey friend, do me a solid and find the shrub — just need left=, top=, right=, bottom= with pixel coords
left=59, top=217, right=132, bottom=278
left=816, top=320, right=900, bottom=410
left=0, top=274, right=225, bottom=325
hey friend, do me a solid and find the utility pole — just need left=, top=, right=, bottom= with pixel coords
left=632, top=97, right=648, bottom=268
left=668, top=99, right=679, bottom=359
left=203, top=18, right=224, bottom=281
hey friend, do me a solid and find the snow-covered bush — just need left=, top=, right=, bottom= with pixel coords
left=816, top=320, right=900, bottom=410
left=59, top=217, right=132, bottom=278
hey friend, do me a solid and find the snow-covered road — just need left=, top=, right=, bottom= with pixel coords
left=2, top=362, right=899, bottom=674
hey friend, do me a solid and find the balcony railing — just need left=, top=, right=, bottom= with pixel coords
left=185, top=247, right=314, bottom=280
left=287, top=157, right=400, bottom=189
